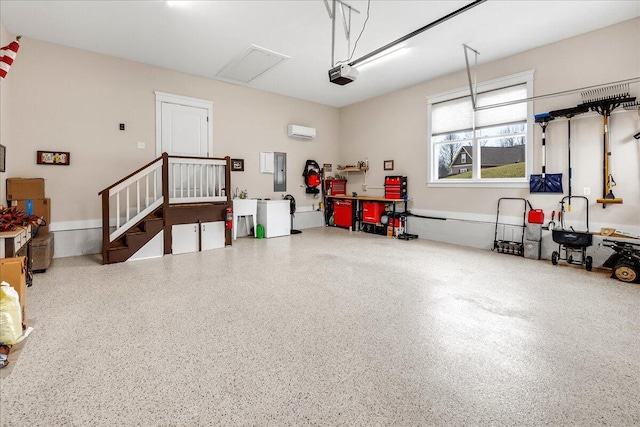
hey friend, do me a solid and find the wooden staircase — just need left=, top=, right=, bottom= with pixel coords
left=99, top=153, right=231, bottom=264
left=105, top=208, right=164, bottom=264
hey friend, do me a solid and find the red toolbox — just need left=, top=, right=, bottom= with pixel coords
left=362, top=201, right=384, bottom=224
left=325, top=179, right=347, bottom=196
left=384, top=176, right=407, bottom=199
left=333, top=199, right=353, bottom=228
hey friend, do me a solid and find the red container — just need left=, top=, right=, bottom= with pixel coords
left=333, top=199, right=353, bottom=228
left=362, top=201, right=384, bottom=224
left=528, top=209, right=544, bottom=224
left=384, top=176, right=407, bottom=199
left=325, top=179, right=347, bottom=196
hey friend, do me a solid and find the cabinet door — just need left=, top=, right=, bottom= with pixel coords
left=172, top=223, right=199, bottom=255
left=201, top=221, right=225, bottom=251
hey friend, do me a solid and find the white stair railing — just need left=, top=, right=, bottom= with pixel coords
left=168, top=157, right=227, bottom=204
left=101, top=154, right=229, bottom=257
left=108, top=160, right=163, bottom=242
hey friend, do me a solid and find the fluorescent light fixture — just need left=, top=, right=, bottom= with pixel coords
left=354, top=44, right=409, bottom=70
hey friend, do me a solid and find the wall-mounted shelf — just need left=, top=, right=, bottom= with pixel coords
left=338, top=166, right=369, bottom=173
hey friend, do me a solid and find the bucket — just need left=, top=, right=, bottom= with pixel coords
left=256, top=224, right=264, bottom=239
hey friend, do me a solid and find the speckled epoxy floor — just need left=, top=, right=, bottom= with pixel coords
left=1, top=227, right=639, bottom=426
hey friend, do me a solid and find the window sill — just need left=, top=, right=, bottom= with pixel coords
left=427, top=180, right=529, bottom=189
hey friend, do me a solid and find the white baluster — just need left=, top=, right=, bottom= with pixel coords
left=136, top=180, right=140, bottom=215
left=126, top=187, right=130, bottom=222
left=116, top=193, right=120, bottom=229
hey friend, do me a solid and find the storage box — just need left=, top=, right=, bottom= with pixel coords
left=524, top=240, right=541, bottom=260
left=6, top=178, right=45, bottom=201
left=0, top=256, right=27, bottom=327
left=10, top=198, right=51, bottom=235
left=31, top=232, right=54, bottom=272
left=525, top=223, right=542, bottom=242
left=362, top=201, right=384, bottom=224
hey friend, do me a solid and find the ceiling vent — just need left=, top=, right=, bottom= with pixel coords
left=216, top=45, right=290, bottom=83
left=287, top=124, right=316, bottom=140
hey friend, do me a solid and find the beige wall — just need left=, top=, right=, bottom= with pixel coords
left=3, top=28, right=339, bottom=225
left=2, top=18, right=639, bottom=239
left=339, top=18, right=640, bottom=231
left=0, top=22, right=14, bottom=205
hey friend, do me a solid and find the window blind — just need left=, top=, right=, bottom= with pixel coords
left=476, top=84, right=527, bottom=129
left=431, top=83, right=527, bottom=134
left=431, top=96, right=473, bottom=135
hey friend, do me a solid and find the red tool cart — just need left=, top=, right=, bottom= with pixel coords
left=333, top=199, right=353, bottom=228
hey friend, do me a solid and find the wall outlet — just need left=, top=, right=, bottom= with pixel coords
left=362, top=184, right=367, bottom=191
left=583, top=187, right=590, bottom=196
left=137, top=141, right=145, bottom=149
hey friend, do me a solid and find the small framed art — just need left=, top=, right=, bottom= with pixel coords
left=383, top=160, right=394, bottom=171
left=231, top=158, right=245, bottom=172
left=37, top=151, right=70, bottom=165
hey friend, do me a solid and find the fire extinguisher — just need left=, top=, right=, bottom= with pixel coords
left=225, top=207, right=233, bottom=230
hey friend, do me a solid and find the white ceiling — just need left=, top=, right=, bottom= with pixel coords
left=1, top=1, right=638, bottom=107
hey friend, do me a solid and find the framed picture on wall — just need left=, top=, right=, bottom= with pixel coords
left=231, top=158, right=244, bottom=172
left=384, top=160, right=394, bottom=171
left=37, top=150, right=70, bottom=165
left=0, top=145, right=5, bottom=172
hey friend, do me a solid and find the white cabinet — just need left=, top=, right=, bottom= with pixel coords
left=201, top=221, right=225, bottom=251
left=172, top=221, right=225, bottom=255
left=257, top=200, right=291, bottom=238
left=232, top=199, right=257, bottom=240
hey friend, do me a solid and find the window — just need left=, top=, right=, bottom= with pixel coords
left=427, top=71, right=533, bottom=187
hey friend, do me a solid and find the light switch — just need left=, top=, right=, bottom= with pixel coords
left=137, top=141, right=146, bottom=149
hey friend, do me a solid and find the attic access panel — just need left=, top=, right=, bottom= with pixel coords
left=216, top=45, right=290, bottom=83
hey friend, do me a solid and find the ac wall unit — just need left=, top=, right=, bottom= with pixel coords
left=287, top=124, right=316, bottom=140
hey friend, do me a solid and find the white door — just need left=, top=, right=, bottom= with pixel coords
left=160, top=102, right=209, bottom=157
left=155, top=91, right=213, bottom=157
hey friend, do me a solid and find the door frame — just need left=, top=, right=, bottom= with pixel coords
left=154, top=91, right=214, bottom=157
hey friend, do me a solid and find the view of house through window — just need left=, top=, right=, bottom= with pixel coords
left=429, top=75, right=531, bottom=184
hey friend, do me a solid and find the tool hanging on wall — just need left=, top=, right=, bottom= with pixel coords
left=578, top=84, right=636, bottom=208
left=548, top=105, right=588, bottom=211
left=303, top=160, right=322, bottom=195
left=530, top=113, right=562, bottom=193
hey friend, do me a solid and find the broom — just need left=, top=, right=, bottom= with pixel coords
left=579, top=84, right=636, bottom=208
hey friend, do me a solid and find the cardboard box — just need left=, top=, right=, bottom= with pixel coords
left=0, top=256, right=27, bottom=327
left=6, top=178, right=45, bottom=201
left=31, top=232, right=54, bottom=272
left=10, top=198, right=51, bottom=235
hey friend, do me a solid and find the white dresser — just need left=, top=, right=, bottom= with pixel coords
left=257, top=200, right=291, bottom=238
